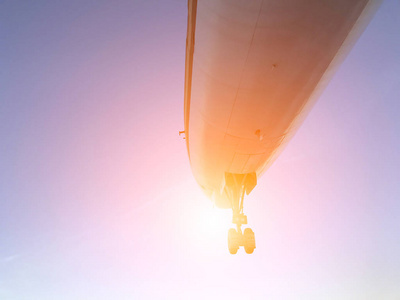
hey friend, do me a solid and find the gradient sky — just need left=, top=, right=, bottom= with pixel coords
left=1, top=1, right=399, bottom=299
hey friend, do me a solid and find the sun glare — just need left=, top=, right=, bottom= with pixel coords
left=181, top=195, right=232, bottom=252
left=197, top=205, right=232, bottom=237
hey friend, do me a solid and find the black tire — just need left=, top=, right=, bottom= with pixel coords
left=243, top=228, right=256, bottom=254
left=228, top=228, right=239, bottom=254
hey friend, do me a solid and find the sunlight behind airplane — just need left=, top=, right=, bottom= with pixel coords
left=183, top=0, right=381, bottom=254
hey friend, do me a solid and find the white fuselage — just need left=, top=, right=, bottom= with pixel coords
left=184, top=0, right=380, bottom=208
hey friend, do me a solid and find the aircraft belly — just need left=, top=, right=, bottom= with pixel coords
left=185, top=0, right=380, bottom=206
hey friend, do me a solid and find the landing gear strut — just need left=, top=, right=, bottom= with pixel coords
left=225, top=173, right=256, bottom=254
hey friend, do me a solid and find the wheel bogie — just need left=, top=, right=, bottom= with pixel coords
left=227, top=227, right=256, bottom=254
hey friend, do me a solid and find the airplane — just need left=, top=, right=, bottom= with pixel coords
left=182, top=0, right=382, bottom=254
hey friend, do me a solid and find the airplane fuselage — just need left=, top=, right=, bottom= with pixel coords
left=184, top=0, right=379, bottom=209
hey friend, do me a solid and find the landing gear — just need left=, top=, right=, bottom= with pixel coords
left=227, top=226, right=256, bottom=254
left=225, top=173, right=257, bottom=254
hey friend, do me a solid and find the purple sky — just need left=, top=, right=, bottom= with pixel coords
left=1, top=0, right=400, bottom=299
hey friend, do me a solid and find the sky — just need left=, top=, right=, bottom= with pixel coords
left=0, top=0, right=399, bottom=299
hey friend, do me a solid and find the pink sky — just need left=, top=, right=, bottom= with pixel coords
left=1, top=0, right=400, bottom=299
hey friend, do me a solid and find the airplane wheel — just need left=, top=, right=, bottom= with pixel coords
left=228, top=228, right=240, bottom=254
left=243, top=228, right=256, bottom=254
